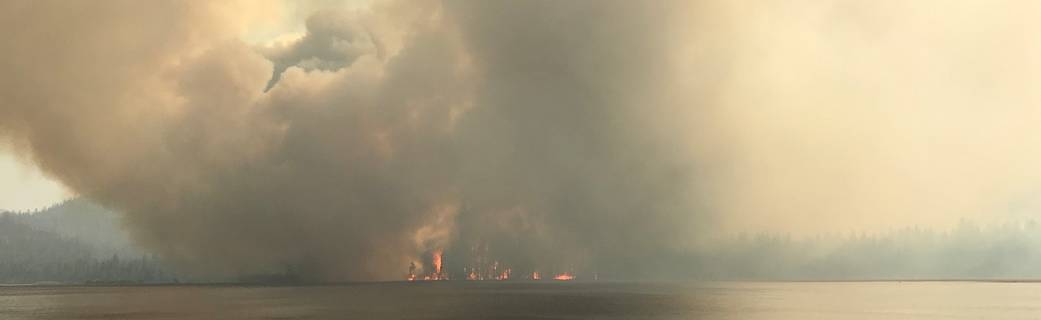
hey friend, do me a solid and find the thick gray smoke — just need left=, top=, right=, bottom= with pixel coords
left=444, top=1, right=704, bottom=278
left=0, top=0, right=703, bottom=281
left=260, top=9, right=379, bottom=90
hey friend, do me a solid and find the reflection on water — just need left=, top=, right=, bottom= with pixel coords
left=2, top=281, right=1041, bottom=319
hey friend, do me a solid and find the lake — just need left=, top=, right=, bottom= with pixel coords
left=2, top=281, right=1041, bottom=319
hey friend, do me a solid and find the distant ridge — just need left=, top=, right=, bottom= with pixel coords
left=10, top=198, right=141, bottom=257
left=0, top=199, right=176, bottom=284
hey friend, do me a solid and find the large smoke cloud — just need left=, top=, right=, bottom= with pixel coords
left=0, top=0, right=703, bottom=280
left=6, top=0, right=1041, bottom=281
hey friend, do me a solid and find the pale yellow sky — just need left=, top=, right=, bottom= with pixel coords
left=0, top=143, right=69, bottom=212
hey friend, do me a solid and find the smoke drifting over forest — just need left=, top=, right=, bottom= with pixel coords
left=4, top=0, right=1041, bottom=281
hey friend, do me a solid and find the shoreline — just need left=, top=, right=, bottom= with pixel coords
left=7, top=278, right=1041, bottom=288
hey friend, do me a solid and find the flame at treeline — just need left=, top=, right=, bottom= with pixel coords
left=407, top=246, right=584, bottom=282
left=553, top=272, right=575, bottom=281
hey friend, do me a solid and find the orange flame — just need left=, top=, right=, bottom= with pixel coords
left=532, top=271, right=541, bottom=280
left=495, top=268, right=511, bottom=280
left=432, top=249, right=443, bottom=275
left=408, top=249, right=450, bottom=281
left=553, top=272, right=574, bottom=281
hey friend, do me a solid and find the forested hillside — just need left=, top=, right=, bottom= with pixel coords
left=0, top=200, right=176, bottom=284
left=9, top=198, right=141, bottom=257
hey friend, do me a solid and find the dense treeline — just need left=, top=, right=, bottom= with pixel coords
left=10, top=198, right=142, bottom=258
left=0, top=206, right=177, bottom=284
left=690, top=220, right=1041, bottom=280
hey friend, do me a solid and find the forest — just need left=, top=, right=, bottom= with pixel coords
left=0, top=200, right=176, bottom=284
left=689, top=221, right=1041, bottom=280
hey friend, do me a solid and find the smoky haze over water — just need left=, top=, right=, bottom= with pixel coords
left=4, top=0, right=1041, bottom=281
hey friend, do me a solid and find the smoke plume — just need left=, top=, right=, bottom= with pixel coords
left=0, top=0, right=701, bottom=280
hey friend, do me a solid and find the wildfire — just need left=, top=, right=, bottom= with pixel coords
left=495, top=268, right=511, bottom=280
left=406, top=245, right=590, bottom=282
left=553, top=272, right=574, bottom=281
left=432, top=249, right=443, bottom=275
left=407, top=249, right=449, bottom=281
left=426, top=249, right=448, bottom=280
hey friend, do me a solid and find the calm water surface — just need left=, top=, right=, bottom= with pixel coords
left=2, top=281, right=1040, bottom=319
